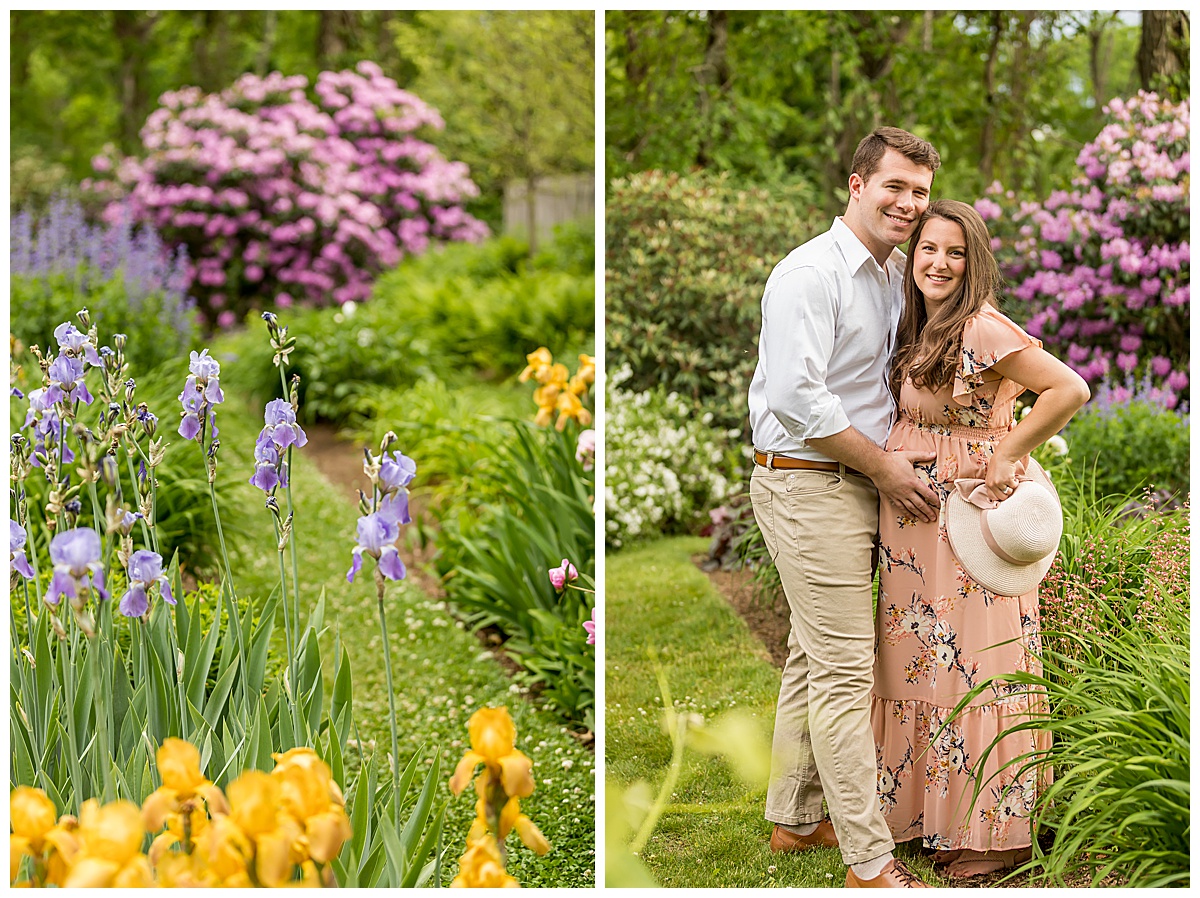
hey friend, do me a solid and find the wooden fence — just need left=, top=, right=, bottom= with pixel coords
left=503, top=173, right=594, bottom=250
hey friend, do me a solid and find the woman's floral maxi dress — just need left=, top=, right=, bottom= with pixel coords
left=871, top=305, right=1050, bottom=852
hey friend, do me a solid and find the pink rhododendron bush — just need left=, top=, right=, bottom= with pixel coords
left=85, top=61, right=488, bottom=330
left=978, top=91, right=1189, bottom=408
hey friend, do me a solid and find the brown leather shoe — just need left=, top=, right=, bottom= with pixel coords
left=845, top=858, right=930, bottom=888
left=768, top=821, right=839, bottom=853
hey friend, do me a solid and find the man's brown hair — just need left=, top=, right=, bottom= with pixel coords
left=851, top=127, right=941, bottom=183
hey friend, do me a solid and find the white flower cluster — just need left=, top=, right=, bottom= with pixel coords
left=605, top=366, right=735, bottom=548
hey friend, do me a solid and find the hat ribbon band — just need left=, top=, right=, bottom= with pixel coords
left=978, top=509, right=1024, bottom=565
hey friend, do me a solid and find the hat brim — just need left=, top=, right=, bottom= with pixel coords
left=945, top=459, right=1060, bottom=598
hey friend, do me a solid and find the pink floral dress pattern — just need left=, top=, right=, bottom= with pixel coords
left=871, top=305, right=1051, bottom=851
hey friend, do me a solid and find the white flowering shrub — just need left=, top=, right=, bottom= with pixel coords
left=605, top=366, right=738, bottom=549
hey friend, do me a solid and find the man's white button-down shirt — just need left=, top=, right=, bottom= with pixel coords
left=748, top=217, right=906, bottom=461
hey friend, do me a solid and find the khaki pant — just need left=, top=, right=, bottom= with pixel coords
left=750, top=465, right=895, bottom=865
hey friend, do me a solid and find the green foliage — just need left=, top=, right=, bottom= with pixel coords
left=433, top=423, right=596, bottom=729
left=607, top=10, right=1147, bottom=207
left=1018, top=617, right=1188, bottom=888
left=229, top=233, right=594, bottom=425
left=1058, top=398, right=1190, bottom=504
left=391, top=10, right=595, bottom=229
left=606, top=169, right=823, bottom=431
left=951, top=483, right=1189, bottom=887
left=605, top=374, right=739, bottom=550
left=11, top=273, right=198, bottom=377
left=348, top=380, right=527, bottom=494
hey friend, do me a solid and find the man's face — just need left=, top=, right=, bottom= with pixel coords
left=848, top=148, right=934, bottom=254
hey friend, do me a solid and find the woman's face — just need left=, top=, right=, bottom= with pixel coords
left=913, top=217, right=967, bottom=310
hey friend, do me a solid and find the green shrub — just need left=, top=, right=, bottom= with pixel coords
left=926, top=475, right=1190, bottom=887
left=12, top=274, right=198, bottom=377
left=1059, top=387, right=1189, bottom=504
left=530, top=219, right=595, bottom=277
left=1038, top=468, right=1188, bottom=668
left=228, top=232, right=593, bottom=424
left=432, top=423, right=596, bottom=729
left=606, top=169, right=823, bottom=431
left=605, top=368, right=739, bottom=549
left=348, top=379, right=528, bottom=492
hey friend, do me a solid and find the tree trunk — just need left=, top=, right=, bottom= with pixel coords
left=1138, top=10, right=1189, bottom=95
left=979, top=11, right=1004, bottom=183
left=316, top=11, right=358, bottom=68
left=113, top=11, right=156, bottom=155
left=695, top=10, right=730, bottom=168
left=256, top=10, right=277, bottom=77
left=1085, top=12, right=1119, bottom=111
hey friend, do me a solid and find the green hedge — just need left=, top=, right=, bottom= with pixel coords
left=229, top=229, right=594, bottom=423
left=1060, top=396, right=1189, bottom=503
left=606, top=170, right=824, bottom=431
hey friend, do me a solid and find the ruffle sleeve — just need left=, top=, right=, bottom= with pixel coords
left=952, top=306, right=1042, bottom=420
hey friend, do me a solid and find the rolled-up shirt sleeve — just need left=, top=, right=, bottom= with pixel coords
left=760, top=265, right=852, bottom=443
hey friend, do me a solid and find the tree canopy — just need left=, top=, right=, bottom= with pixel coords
left=606, top=11, right=1187, bottom=208
left=10, top=10, right=595, bottom=225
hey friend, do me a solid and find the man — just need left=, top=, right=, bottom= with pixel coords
left=747, top=127, right=942, bottom=889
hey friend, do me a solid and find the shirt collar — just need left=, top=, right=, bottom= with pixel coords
left=832, top=217, right=907, bottom=275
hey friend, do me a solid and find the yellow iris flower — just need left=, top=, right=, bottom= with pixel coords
left=451, top=830, right=519, bottom=888
left=517, top=347, right=554, bottom=383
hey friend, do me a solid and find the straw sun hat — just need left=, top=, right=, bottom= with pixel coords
left=945, top=458, right=1062, bottom=597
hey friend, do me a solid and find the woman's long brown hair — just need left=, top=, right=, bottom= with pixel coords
left=889, top=199, right=1004, bottom=400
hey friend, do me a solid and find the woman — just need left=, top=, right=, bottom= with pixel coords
left=871, top=200, right=1090, bottom=878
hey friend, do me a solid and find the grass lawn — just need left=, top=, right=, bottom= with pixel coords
left=203, top=341, right=596, bottom=887
left=606, top=537, right=952, bottom=888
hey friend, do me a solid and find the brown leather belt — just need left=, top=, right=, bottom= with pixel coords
left=753, top=450, right=866, bottom=479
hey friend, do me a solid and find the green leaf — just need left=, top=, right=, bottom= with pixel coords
left=377, top=813, right=404, bottom=887
left=10, top=705, right=38, bottom=788
left=245, top=591, right=277, bottom=699
left=331, top=644, right=353, bottom=731
left=202, top=654, right=240, bottom=732
left=400, top=800, right=446, bottom=888
left=249, top=695, right=273, bottom=772
left=186, top=587, right=223, bottom=711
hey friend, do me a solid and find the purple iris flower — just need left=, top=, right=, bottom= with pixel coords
left=346, top=512, right=406, bottom=583
left=249, top=399, right=307, bottom=493
left=115, top=509, right=143, bottom=535
left=44, top=355, right=93, bottom=406
left=378, top=451, right=416, bottom=494
left=136, top=405, right=158, bottom=436
left=10, top=521, right=36, bottom=580
left=23, top=388, right=75, bottom=469
left=250, top=434, right=284, bottom=492
left=45, top=527, right=108, bottom=606
left=178, top=388, right=205, bottom=441
left=118, top=550, right=175, bottom=618
left=178, top=349, right=224, bottom=442
left=261, top=399, right=307, bottom=449
left=53, top=322, right=104, bottom=367
left=377, top=491, right=411, bottom=526
left=188, top=349, right=224, bottom=401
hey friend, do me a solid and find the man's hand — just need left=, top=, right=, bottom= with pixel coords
left=871, top=450, right=939, bottom=523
